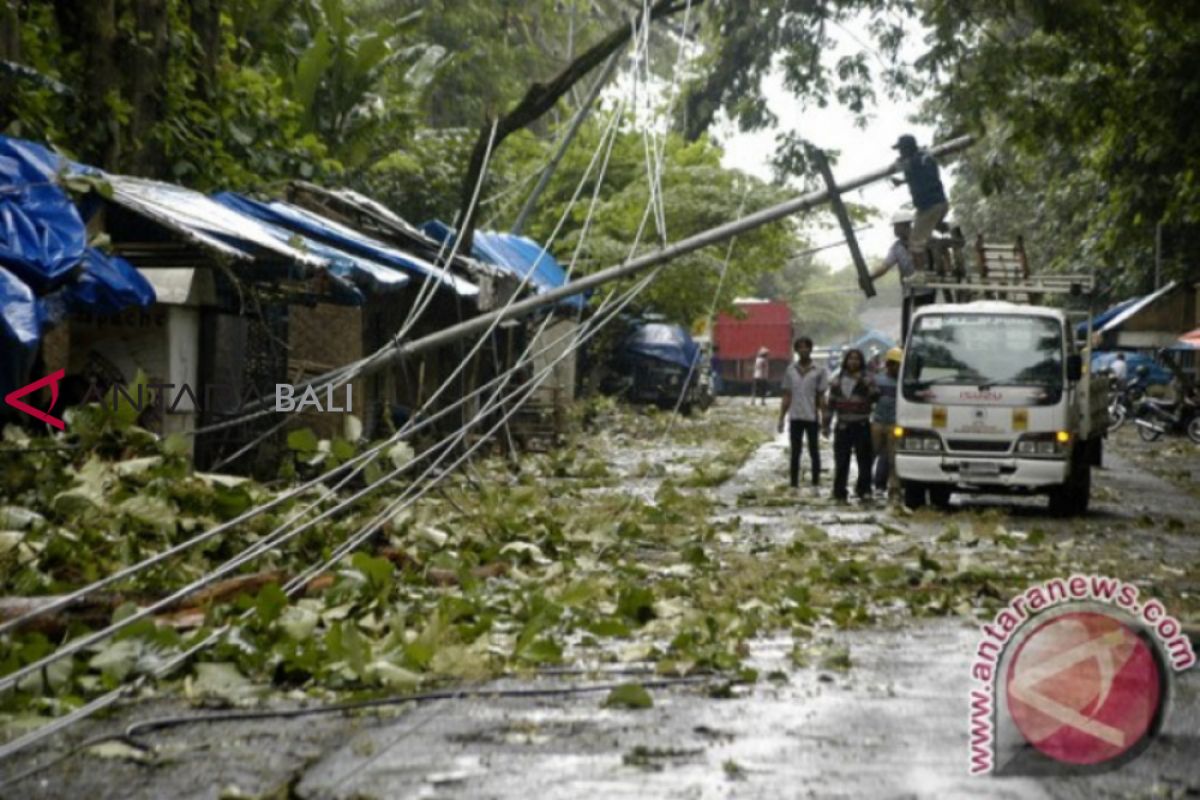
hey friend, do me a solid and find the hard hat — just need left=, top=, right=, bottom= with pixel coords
left=885, top=347, right=903, bottom=364
left=891, top=207, right=914, bottom=224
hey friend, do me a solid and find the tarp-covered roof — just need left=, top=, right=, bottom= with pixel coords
left=1076, top=295, right=1142, bottom=337
left=106, top=176, right=325, bottom=268
left=0, top=135, right=155, bottom=395
left=1076, top=283, right=1180, bottom=338
left=212, top=193, right=408, bottom=295
left=848, top=329, right=896, bottom=352
left=225, top=200, right=478, bottom=299
left=421, top=221, right=582, bottom=309
left=623, top=322, right=700, bottom=371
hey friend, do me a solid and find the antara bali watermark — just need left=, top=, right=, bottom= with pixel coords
left=4, top=370, right=351, bottom=430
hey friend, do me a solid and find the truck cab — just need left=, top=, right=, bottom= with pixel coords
left=894, top=291, right=1106, bottom=516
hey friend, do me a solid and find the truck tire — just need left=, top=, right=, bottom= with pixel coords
left=902, top=481, right=927, bottom=509
left=928, top=485, right=953, bottom=510
left=1048, top=457, right=1091, bottom=517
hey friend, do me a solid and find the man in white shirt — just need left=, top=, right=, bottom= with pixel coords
left=752, top=347, right=769, bottom=406
left=870, top=207, right=937, bottom=342
left=1110, top=352, right=1128, bottom=387
left=777, top=336, right=829, bottom=490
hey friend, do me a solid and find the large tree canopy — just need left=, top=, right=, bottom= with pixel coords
left=5, top=0, right=1195, bottom=314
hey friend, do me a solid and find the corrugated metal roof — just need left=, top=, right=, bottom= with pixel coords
left=421, top=221, right=583, bottom=308
left=230, top=199, right=478, bottom=299
left=289, top=182, right=503, bottom=283
left=1098, top=281, right=1178, bottom=333
left=212, top=193, right=409, bottom=294
left=107, top=176, right=327, bottom=268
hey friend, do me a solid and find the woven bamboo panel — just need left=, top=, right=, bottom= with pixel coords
left=288, top=304, right=365, bottom=439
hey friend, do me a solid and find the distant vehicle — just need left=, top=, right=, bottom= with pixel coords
left=611, top=322, right=704, bottom=413
left=712, top=299, right=794, bottom=395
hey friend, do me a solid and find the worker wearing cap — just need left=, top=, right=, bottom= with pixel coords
left=890, top=134, right=949, bottom=271
left=871, top=347, right=903, bottom=500
left=869, top=206, right=937, bottom=342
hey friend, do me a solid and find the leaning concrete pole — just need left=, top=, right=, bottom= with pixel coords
left=269, top=135, right=974, bottom=399
left=393, top=135, right=975, bottom=361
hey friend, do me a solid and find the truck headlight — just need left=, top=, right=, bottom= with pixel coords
left=901, top=431, right=942, bottom=452
left=1016, top=432, right=1067, bottom=456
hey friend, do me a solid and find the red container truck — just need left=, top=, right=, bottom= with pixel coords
left=713, top=299, right=795, bottom=396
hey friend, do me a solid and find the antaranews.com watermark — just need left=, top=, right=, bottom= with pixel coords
left=969, top=574, right=1195, bottom=775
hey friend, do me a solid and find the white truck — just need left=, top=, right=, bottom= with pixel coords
left=893, top=271, right=1108, bottom=516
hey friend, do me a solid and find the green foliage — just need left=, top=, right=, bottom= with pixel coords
left=921, top=0, right=1200, bottom=296
left=486, top=118, right=802, bottom=326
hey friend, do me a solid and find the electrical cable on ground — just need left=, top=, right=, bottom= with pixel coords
left=0, top=675, right=718, bottom=791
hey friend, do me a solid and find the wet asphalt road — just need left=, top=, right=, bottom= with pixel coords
left=6, top=399, right=1199, bottom=799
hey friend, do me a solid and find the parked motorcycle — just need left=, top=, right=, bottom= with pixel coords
left=1105, top=379, right=1144, bottom=433
left=1133, top=387, right=1200, bottom=443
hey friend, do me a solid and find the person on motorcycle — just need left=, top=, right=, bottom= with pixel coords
left=1110, top=353, right=1127, bottom=388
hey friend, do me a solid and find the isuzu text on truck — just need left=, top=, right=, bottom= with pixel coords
left=894, top=272, right=1107, bottom=516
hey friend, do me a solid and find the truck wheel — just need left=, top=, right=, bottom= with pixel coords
left=902, top=481, right=927, bottom=509
left=1048, top=461, right=1090, bottom=517
left=928, top=485, right=953, bottom=510
left=1188, top=417, right=1200, bottom=444
left=1047, top=485, right=1072, bottom=517
left=1074, top=462, right=1091, bottom=515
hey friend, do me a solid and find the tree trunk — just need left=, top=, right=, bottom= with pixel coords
left=120, top=0, right=170, bottom=176
left=454, top=0, right=702, bottom=256
left=0, top=0, right=20, bottom=121
left=54, top=0, right=120, bottom=168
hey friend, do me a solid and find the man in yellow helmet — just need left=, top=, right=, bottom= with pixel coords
left=871, top=346, right=903, bottom=500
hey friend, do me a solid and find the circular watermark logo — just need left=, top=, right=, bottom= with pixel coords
left=1005, top=610, right=1163, bottom=766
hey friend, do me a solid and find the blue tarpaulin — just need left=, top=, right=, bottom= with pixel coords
left=1076, top=296, right=1141, bottom=338
left=0, top=265, right=46, bottom=402
left=212, top=193, right=410, bottom=295
left=0, top=137, right=88, bottom=290
left=0, top=265, right=43, bottom=351
left=624, top=323, right=700, bottom=371
left=1, top=135, right=157, bottom=398
left=421, top=221, right=584, bottom=310
left=59, top=249, right=156, bottom=314
left=222, top=198, right=477, bottom=299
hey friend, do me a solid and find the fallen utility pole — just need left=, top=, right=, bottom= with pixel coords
left=392, top=135, right=973, bottom=360
left=283, top=135, right=974, bottom=397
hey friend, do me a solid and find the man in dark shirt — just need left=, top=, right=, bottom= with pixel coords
left=891, top=134, right=949, bottom=270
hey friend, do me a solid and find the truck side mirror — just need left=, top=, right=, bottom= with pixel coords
left=1066, top=354, right=1082, bottom=382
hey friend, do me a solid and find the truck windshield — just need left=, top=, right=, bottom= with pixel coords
left=903, top=314, right=1064, bottom=396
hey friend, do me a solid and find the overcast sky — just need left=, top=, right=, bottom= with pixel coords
left=716, top=15, right=941, bottom=264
